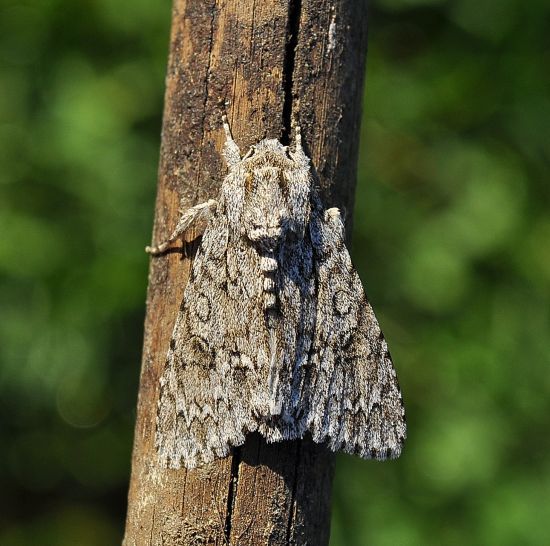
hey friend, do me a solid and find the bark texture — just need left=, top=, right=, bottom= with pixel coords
left=124, top=1, right=368, bottom=544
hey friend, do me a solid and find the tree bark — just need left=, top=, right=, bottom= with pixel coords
left=124, top=1, right=368, bottom=545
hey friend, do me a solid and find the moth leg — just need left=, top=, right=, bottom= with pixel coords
left=222, top=114, right=241, bottom=167
left=325, top=207, right=342, bottom=222
left=324, top=207, right=345, bottom=239
left=145, top=199, right=217, bottom=254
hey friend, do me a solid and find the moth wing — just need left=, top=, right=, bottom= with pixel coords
left=156, top=208, right=266, bottom=469
left=305, top=207, right=406, bottom=459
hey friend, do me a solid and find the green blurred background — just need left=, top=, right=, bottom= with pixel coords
left=1, top=0, right=548, bottom=544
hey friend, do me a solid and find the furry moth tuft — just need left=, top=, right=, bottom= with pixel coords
left=146, top=117, right=406, bottom=469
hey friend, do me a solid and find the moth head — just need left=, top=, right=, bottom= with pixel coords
left=247, top=139, right=289, bottom=158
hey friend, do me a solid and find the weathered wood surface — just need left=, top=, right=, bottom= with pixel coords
left=124, top=1, right=368, bottom=544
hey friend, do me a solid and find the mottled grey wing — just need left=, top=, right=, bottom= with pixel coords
left=155, top=207, right=270, bottom=469
left=304, top=206, right=406, bottom=459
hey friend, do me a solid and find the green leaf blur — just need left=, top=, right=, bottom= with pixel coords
left=0, top=0, right=548, bottom=544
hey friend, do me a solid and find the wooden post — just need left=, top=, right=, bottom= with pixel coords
left=124, top=1, right=368, bottom=544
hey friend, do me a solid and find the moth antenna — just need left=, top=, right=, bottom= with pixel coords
left=290, top=122, right=308, bottom=166
left=222, top=113, right=241, bottom=167
left=294, top=123, right=302, bottom=149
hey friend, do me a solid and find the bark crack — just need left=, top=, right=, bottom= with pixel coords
left=285, top=442, right=302, bottom=544
left=148, top=505, right=156, bottom=545
left=224, top=447, right=242, bottom=542
left=281, top=0, right=302, bottom=144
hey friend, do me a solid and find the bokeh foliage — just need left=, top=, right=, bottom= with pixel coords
left=0, top=0, right=548, bottom=544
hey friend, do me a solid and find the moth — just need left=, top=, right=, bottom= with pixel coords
left=146, top=117, right=406, bottom=469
